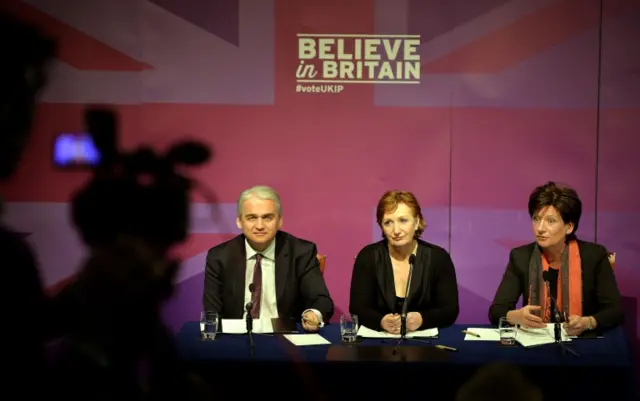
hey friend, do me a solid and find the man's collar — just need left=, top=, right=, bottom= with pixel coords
left=245, top=236, right=276, bottom=260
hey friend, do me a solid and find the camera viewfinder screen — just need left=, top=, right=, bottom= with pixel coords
left=53, top=132, right=101, bottom=167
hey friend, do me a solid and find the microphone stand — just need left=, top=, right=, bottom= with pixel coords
left=245, top=301, right=255, bottom=359
left=392, top=313, right=409, bottom=355
left=393, top=257, right=428, bottom=355
left=246, top=283, right=257, bottom=358
left=546, top=285, right=579, bottom=360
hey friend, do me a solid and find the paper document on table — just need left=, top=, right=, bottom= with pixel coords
left=283, top=334, right=331, bottom=346
left=463, top=328, right=501, bottom=341
left=516, top=324, right=571, bottom=348
left=221, top=319, right=274, bottom=334
left=357, top=325, right=438, bottom=339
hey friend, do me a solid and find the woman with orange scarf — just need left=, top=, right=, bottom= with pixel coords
left=488, top=182, right=624, bottom=336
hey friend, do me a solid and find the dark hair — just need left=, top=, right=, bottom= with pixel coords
left=528, top=181, right=582, bottom=237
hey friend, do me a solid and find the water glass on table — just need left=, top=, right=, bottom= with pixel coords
left=499, top=317, right=517, bottom=345
left=200, top=311, right=218, bottom=340
left=340, top=314, right=359, bottom=343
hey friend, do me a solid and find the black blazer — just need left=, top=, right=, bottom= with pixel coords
left=349, top=240, right=459, bottom=330
left=488, top=240, right=624, bottom=330
left=203, top=231, right=334, bottom=321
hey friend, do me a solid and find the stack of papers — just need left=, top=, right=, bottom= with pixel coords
left=462, top=325, right=572, bottom=347
left=516, top=324, right=571, bottom=348
left=220, top=319, right=274, bottom=334
left=283, top=334, right=331, bottom=346
left=357, top=325, right=439, bottom=339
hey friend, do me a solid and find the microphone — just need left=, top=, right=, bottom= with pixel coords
left=542, top=270, right=562, bottom=325
left=400, top=254, right=416, bottom=337
left=393, top=254, right=416, bottom=355
left=245, top=283, right=255, bottom=357
left=542, top=270, right=579, bottom=359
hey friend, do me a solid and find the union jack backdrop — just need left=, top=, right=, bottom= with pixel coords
left=0, top=0, right=638, bottom=356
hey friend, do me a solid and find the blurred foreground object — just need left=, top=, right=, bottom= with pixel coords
left=71, top=107, right=211, bottom=253
left=456, top=362, right=542, bottom=401
left=55, top=107, right=212, bottom=399
left=0, top=11, right=56, bottom=400
left=0, top=11, right=56, bottom=180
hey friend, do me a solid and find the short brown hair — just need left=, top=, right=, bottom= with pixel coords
left=376, top=191, right=426, bottom=239
left=528, top=181, right=582, bottom=237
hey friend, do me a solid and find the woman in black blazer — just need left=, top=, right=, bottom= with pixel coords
left=349, top=191, right=459, bottom=333
left=489, top=182, right=624, bottom=335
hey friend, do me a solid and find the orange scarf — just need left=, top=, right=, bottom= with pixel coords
left=529, top=240, right=582, bottom=322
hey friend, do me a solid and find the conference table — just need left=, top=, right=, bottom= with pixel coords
left=175, top=322, right=636, bottom=401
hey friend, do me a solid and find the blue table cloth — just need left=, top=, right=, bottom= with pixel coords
left=174, top=322, right=636, bottom=401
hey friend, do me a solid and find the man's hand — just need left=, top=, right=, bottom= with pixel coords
left=302, top=311, right=320, bottom=332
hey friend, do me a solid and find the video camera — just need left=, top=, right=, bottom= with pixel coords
left=67, top=107, right=211, bottom=252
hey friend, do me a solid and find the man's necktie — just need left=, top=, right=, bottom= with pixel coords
left=250, top=254, right=262, bottom=318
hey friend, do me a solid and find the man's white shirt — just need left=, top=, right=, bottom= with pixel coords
left=243, top=238, right=323, bottom=326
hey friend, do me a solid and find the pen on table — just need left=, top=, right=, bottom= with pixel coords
left=462, top=330, right=480, bottom=338
left=435, top=345, right=457, bottom=352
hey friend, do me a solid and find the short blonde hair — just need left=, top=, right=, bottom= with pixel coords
left=237, top=185, right=282, bottom=217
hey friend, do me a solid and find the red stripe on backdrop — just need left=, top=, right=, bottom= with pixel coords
left=274, top=0, right=375, bottom=108
left=272, top=1, right=376, bottom=397
left=421, top=0, right=606, bottom=73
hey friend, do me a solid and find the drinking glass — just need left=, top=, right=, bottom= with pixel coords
left=499, top=317, right=517, bottom=345
left=340, top=314, right=359, bottom=342
left=200, top=311, right=218, bottom=340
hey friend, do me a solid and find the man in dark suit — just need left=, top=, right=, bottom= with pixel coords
left=203, top=185, right=334, bottom=331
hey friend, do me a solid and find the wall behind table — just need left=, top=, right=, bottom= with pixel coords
left=0, top=1, right=638, bottom=356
